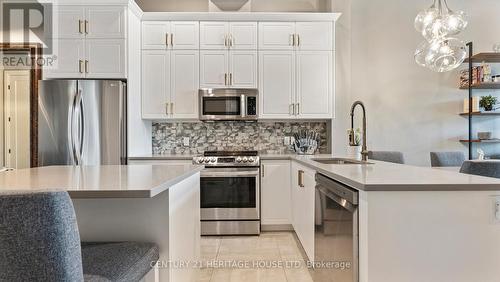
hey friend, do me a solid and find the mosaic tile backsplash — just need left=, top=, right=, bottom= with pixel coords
left=152, top=121, right=329, bottom=155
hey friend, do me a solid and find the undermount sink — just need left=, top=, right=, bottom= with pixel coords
left=311, top=158, right=373, bottom=165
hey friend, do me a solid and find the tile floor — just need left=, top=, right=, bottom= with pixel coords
left=196, top=232, right=314, bottom=282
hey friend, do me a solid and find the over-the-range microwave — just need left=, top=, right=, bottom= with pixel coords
left=199, top=88, right=258, bottom=121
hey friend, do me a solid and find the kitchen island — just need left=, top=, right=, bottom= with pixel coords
left=0, top=164, right=203, bottom=282
left=132, top=153, right=500, bottom=282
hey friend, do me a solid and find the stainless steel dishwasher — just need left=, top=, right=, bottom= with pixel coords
left=314, top=173, right=359, bottom=282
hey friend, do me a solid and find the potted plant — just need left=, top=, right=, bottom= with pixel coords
left=347, top=128, right=362, bottom=160
left=479, top=95, right=498, bottom=112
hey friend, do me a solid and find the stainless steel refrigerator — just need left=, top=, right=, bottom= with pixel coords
left=38, top=80, right=127, bottom=166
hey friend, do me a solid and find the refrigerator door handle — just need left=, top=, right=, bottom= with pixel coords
left=69, top=92, right=77, bottom=165
left=120, top=83, right=127, bottom=164
left=74, top=89, right=84, bottom=165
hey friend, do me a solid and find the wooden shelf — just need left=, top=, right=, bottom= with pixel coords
left=459, top=112, right=500, bottom=116
left=464, top=53, right=500, bottom=63
left=459, top=82, right=500, bottom=89
left=460, top=139, right=500, bottom=143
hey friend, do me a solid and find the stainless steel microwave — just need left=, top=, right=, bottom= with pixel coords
left=199, top=88, right=258, bottom=121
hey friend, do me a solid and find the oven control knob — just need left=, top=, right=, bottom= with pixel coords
left=210, top=158, right=216, bottom=163
left=248, top=157, right=255, bottom=163
left=242, top=157, right=248, bottom=163
left=204, top=158, right=210, bottom=163
left=236, top=157, right=242, bottom=163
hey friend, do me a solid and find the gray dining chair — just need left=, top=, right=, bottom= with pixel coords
left=430, top=151, right=466, bottom=167
left=459, top=161, right=500, bottom=179
left=0, top=191, right=159, bottom=281
left=367, top=151, right=405, bottom=164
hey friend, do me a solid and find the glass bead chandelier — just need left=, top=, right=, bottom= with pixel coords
left=414, top=0, right=468, bottom=72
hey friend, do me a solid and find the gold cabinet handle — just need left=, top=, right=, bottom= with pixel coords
left=229, top=34, right=233, bottom=47
left=165, top=102, right=169, bottom=115
left=261, top=165, right=265, bottom=178
left=298, top=170, right=305, bottom=188
left=291, top=34, right=295, bottom=46
left=296, top=103, right=300, bottom=115
left=78, top=20, right=83, bottom=34
left=224, top=73, right=228, bottom=85
left=78, top=60, right=83, bottom=73
left=224, top=35, right=227, bottom=47
left=170, top=102, right=173, bottom=115
left=84, top=60, right=89, bottom=73
left=170, top=33, right=174, bottom=47
left=165, top=33, right=169, bottom=46
left=84, top=20, right=88, bottom=34
left=297, top=34, right=300, bottom=47
left=229, top=73, right=232, bottom=85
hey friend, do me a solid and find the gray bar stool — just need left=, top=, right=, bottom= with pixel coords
left=0, top=191, right=159, bottom=281
left=460, top=161, right=500, bottom=179
left=430, top=151, right=465, bottom=167
left=367, top=151, right=405, bottom=164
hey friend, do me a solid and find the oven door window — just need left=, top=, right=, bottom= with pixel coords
left=203, top=97, right=241, bottom=116
left=201, top=177, right=256, bottom=208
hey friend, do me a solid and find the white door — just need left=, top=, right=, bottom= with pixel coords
left=296, top=22, right=333, bottom=51
left=142, top=50, right=170, bottom=119
left=85, top=6, right=125, bottom=39
left=200, top=50, right=229, bottom=88
left=200, top=22, right=229, bottom=50
left=4, top=71, right=30, bottom=169
left=229, top=22, right=257, bottom=50
left=85, top=39, right=125, bottom=78
left=45, top=39, right=85, bottom=79
left=261, top=160, right=292, bottom=225
left=54, top=5, right=85, bottom=39
left=170, top=50, right=199, bottom=119
left=170, top=22, right=199, bottom=50
left=142, top=22, right=170, bottom=50
left=229, top=51, right=257, bottom=88
left=296, top=51, right=333, bottom=118
left=259, top=51, right=295, bottom=119
left=258, top=22, right=295, bottom=50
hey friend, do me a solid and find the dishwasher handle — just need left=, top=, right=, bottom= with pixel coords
left=315, top=173, right=358, bottom=205
left=316, top=184, right=357, bottom=213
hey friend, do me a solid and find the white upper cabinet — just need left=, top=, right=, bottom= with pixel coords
left=259, top=51, right=295, bottom=119
left=295, top=22, right=333, bottom=50
left=85, top=39, right=126, bottom=79
left=142, top=22, right=170, bottom=50
left=170, top=22, right=200, bottom=50
left=142, top=21, right=199, bottom=50
left=54, top=6, right=85, bottom=39
left=54, top=5, right=124, bottom=39
left=229, top=22, right=257, bottom=50
left=200, top=21, right=257, bottom=50
left=296, top=51, right=333, bottom=118
left=142, top=50, right=170, bottom=119
left=200, top=22, right=228, bottom=50
left=85, top=6, right=125, bottom=39
left=258, top=22, right=295, bottom=50
left=200, top=50, right=229, bottom=88
left=44, top=39, right=85, bottom=79
left=229, top=51, right=257, bottom=88
left=170, top=50, right=200, bottom=119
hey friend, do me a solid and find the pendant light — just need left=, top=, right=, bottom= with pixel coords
left=414, top=0, right=468, bottom=72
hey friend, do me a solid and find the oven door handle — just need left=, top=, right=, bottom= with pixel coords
left=201, top=170, right=259, bottom=178
left=240, top=94, right=246, bottom=118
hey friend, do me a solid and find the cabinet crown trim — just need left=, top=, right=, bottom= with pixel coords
left=142, top=12, right=341, bottom=22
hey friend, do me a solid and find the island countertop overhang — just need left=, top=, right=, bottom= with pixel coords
left=0, top=164, right=203, bottom=198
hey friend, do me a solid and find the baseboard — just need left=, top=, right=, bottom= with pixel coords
left=261, top=224, right=294, bottom=231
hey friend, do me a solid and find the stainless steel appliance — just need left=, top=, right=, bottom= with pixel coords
left=38, top=80, right=127, bottom=166
left=199, top=88, right=258, bottom=121
left=194, top=151, right=260, bottom=235
left=314, top=173, right=359, bottom=282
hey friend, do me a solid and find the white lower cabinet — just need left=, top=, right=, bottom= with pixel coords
left=291, top=161, right=316, bottom=262
left=261, top=160, right=291, bottom=225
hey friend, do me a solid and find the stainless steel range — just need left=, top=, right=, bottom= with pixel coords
left=194, top=151, right=260, bottom=235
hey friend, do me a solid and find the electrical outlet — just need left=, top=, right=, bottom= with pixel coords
left=284, top=136, right=290, bottom=145
left=183, top=137, right=190, bottom=147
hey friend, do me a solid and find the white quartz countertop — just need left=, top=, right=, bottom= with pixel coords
left=129, top=153, right=500, bottom=191
left=0, top=165, right=203, bottom=198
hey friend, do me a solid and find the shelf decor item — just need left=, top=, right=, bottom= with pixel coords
left=414, top=0, right=468, bottom=72
left=292, top=130, right=320, bottom=155
left=346, top=129, right=362, bottom=160
left=479, top=95, right=497, bottom=111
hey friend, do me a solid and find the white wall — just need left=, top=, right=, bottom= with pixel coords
left=332, top=0, right=500, bottom=166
